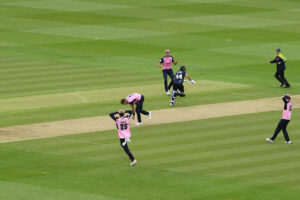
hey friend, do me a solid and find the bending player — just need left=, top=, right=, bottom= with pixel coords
left=121, top=93, right=151, bottom=126
left=169, top=66, right=195, bottom=106
left=266, top=94, right=292, bottom=144
left=109, top=110, right=137, bottom=166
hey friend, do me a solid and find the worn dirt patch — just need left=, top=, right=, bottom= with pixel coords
left=0, top=96, right=299, bottom=143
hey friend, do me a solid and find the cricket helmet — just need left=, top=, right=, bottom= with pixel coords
left=180, top=66, right=186, bottom=71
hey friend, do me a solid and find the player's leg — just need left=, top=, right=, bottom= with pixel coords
left=274, top=70, right=283, bottom=86
left=280, top=70, right=291, bottom=88
left=170, top=84, right=178, bottom=106
left=135, top=104, right=142, bottom=123
left=139, top=96, right=149, bottom=116
left=136, top=96, right=149, bottom=123
left=269, top=119, right=284, bottom=141
left=135, top=96, right=143, bottom=123
left=170, top=91, right=176, bottom=106
left=282, top=120, right=291, bottom=143
left=178, top=85, right=186, bottom=97
left=140, top=110, right=149, bottom=115
left=162, top=70, right=168, bottom=92
left=120, top=139, right=135, bottom=161
left=167, top=69, right=174, bottom=91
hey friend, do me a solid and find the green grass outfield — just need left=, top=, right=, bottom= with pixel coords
left=1, top=111, right=300, bottom=200
left=1, top=0, right=300, bottom=199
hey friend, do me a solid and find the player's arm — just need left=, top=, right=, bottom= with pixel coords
left=282, top=94, right=290, bottom=110
left=129, top=104, right=136, bottom=119
left=125, top=110, right=133, bottom=118
left=282, top=94, right=290, bottom=103
left=158, top=58, right=163, bottom=68
left=109, top=112, right=118, bottom=121
left=270, top=57, right=278, bottom=63
left=186, top=73, right=196, bottom=84
left=172, top=57, right=178, bottom=65
left=186, top=73, right=192, bottom=81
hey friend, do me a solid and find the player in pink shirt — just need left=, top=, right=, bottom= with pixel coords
left=266, top=94, right=292, bottom=144
left=158, top=49, right=178, bottom=95
left=121, top=93, right=151, bottom=126
left=109, top=110, right=137, bottom=166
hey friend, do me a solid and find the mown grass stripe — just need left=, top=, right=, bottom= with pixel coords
left=0, top=64, right=75, bottom=73
left=240, top=167, right=300, bottom=184
left=0, top=67, right=111, bottom=81
left=210, top=159, right=300, bottom=178
left=143, top=143, right=289, bottom=166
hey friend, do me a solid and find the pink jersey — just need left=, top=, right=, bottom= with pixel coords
left=126, top=93, right=141, bottom=104
left=282, top=100, right=292, bottom=120
left=160, top=56, right=174, bottom=70
left=116, top=117, right=131, bottom=139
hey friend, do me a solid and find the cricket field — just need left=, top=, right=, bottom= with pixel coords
left=0, top=0, right=300, bottom=199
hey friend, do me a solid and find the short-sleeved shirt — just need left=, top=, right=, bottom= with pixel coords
left=282, top=100, right=292, bottom=120
left=126, top=93, right=141, bottom=105
left=115, top=117, right=131, bottom=139
left=174, top=70, right=186, bottom=85
left=160, top=56, right=174, bottom=70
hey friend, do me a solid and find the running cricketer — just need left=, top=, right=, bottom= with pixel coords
left=266, top=94, right=292, bottom=144
left=270, top=49, right=291, bottom=88
left=169, top=66, right=195, bottom=106
left=121, top=93, right=151, bottom=126
left=158, top=49, right=178, bottom=95
left=109, top=110, right=137, bottom=166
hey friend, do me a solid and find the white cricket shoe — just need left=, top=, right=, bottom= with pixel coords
left=148, top=112, right=151, bottom=120
left=285, top=141, right=292, bottom=144
left=266, top=138, right=273, bottom=143
left=130, top=160, right=137, bottom=166
left=166, top=90, right=170, bottom=95
left=136, top=122, right=143, bottom=126
left=169, top=102, right=174, bottom=106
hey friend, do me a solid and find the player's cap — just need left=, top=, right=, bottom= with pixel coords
left=165, top=49, right=170, bottom=53
left=276, top=48, right=281, bottom=52
left=180, top=66, right=186, bottom=71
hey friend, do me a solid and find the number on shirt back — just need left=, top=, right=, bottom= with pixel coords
left=176, top=73, right=183, bottom=80
left=120, top=122, right=128, bottom=130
